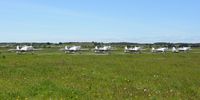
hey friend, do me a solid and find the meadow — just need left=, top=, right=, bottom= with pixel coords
left=0, top=48, right=200, bottom=99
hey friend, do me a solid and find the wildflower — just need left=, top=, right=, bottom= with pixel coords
left=144, top=88, right=147, bottom=92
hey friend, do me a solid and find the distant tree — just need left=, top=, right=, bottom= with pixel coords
left=93, top=42, right=101, bottom=46
left=59, top=42, right=63, bottom=45
left=46, top=42, right=51, bottom=45
left=179, top=43, right=189, bottom=47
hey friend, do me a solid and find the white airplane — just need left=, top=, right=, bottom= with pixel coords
left=172, top=47, right=191, bottom=53
left=178, top=47, right=191, bottom=52
left=60, top=46, right=88, bottom=53
left=8, top=45, right=42, bottom=53
left=124, top=46, right=142, bottom=53
left=94, top=46, right=112, bottom=53
left=151, top=47, right=168, bottom=53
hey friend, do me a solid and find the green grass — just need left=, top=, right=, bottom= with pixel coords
left=0, top=50, right=200, bottom=99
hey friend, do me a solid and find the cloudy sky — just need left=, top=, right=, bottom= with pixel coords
left=0, top=0, right=200, bottom=43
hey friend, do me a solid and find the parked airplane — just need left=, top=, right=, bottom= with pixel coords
left=94, top=46, right=112, bottom=53
left=124, top=46, right=142, bottom=53
left=151, top=47, right=168, bottom=53
left=178, top=47, right=191, bottom=52
left=172, top=47, right=191, bottom=53
left=8, top=45, right=42, bottom=53
left=60, top=46, right=88, bottom=53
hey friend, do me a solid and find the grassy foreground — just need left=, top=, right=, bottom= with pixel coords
left=0, top=53, right=200, bottom=99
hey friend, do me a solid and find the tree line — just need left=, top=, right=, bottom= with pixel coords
left=0, top=42, right=200, bottom=48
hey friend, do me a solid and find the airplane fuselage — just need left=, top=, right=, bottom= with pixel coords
left=124, top=46, right=142, bottom=53
left=94, top=46, right=111, bottom=53
left=64, top=46, right=81, bottom=53
left=152, top=47, right=168, bottom=53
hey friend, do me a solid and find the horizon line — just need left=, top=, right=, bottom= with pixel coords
left=0, top=41, right=200, bottom=44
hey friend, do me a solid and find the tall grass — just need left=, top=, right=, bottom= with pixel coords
left=0, top=52, right=200, bottom=99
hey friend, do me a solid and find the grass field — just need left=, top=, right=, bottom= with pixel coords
left=0, top=49, right=200, bottom=99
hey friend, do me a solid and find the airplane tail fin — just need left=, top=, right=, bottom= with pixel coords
left=125, top=46, right=128, bottom=50
left=172, top=47, right=176, bottom=52
left=16, top=46, right=20, bottom=50
left=151, top=47, right=155, bottom=52
left=95, top=46, right=98, bottom=50
left=124, top=46, right=128, bottom=53
left=65, top=46, right=68, bottom=50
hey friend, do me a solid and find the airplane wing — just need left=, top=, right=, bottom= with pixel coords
left=8, top=49, right=19, bottom=52
left=80, top=49, right=90, bottom=51
left=60, top=48, right=84, bottom=51
left=33, top=48, right=43, bottom=51
left=59, top=48, right=66, bottom=51
left=110, top=48, right=118, bottom=51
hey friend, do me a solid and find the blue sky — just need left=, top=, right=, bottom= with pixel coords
left=0, top=0, right=200, bottom=43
